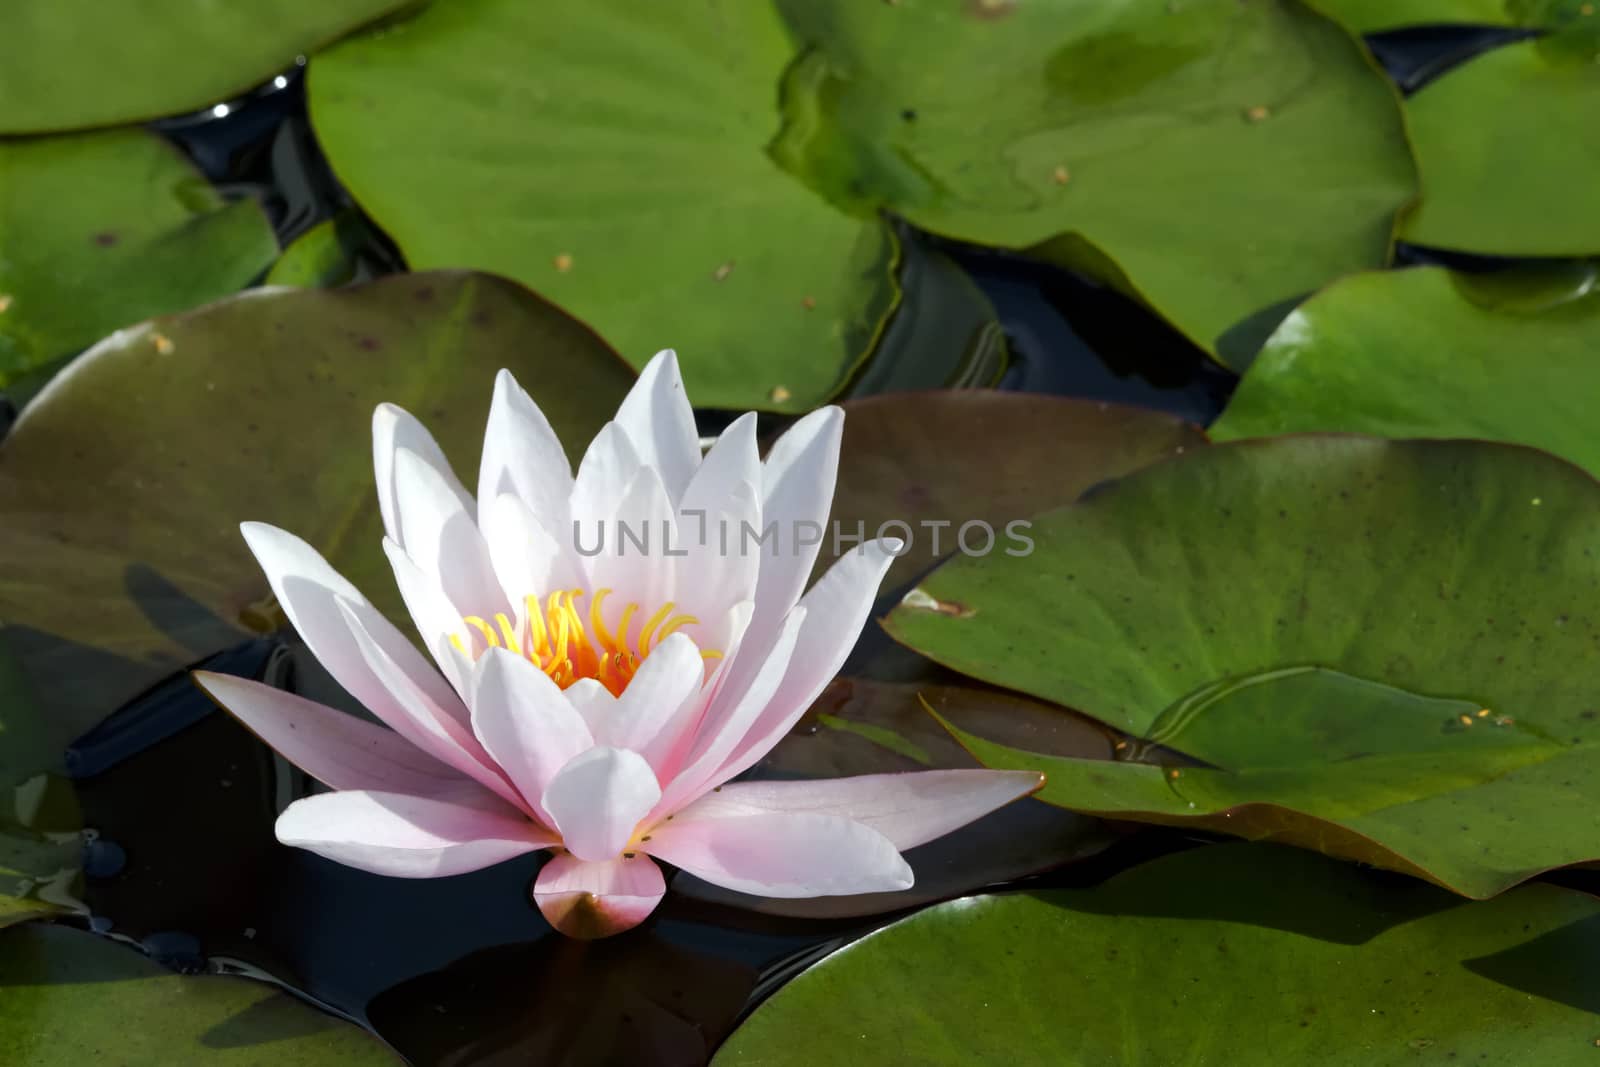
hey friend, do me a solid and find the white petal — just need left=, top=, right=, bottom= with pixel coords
left=192, top=671, right=470, bottom=795
left=674, top=770, right=1044, bottom=851
left=470, top=648, right=594, bottom=823
left=583, top=465, right=676, bottom=613
left=679, top=411, right=759, bottom=518
left=614, top=349, right=700, bottom=505
left=394, top=448, right=509, bottom=619
left=569, top=422, right=642, bottom=548
left=372, top=403, right=473, bottom=549
left=713, top=539, right=898, bottom=784
left=655, top=605, right=805, bottom=814
left=751, top=406, right=842, bottom=625
left=601, top=633, right=706, bottom=770
left=562, top=678, right=619, bottom=738
left=644, top=808, right=911, bottom=897
left=382, top=537, right=472, bottom=696
left=477, top=369, right=573, bottom=532
left=541, top=747, right=661, bottom=862
left=276, top=789, right=552, bottom=878
left=481, top=491, right=571, bottom=605
left=240, top=521, right=464, bottom=728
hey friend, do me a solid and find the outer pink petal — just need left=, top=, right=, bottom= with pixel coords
left=541, top=747, right=661, bottom=863
left=240, top=521, right=465, bottom=728
left=477, top=368, right=573, bottom=530
left=192, top=671, right=471, bottom=795
left=710, top=539, right=899, bottom=786
left=672, top=770, right=1045, bottom=851
left=532, top=853, right=666, bottom=939
left=337, top=600, right=529, bottom=815
left=469, top=648, right=594, bottom=822
left=276, top=789, right=554, bottom=878
left=643, top=809, right=911, bottom=898
left=372, top=403, right=473, bottom=548
left=613, top=349, right=700, bottom=505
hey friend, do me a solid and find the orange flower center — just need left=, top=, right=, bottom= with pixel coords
left=451, top=588, right=720, bottom=696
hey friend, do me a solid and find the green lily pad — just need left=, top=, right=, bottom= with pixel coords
left=0, top=129, right=278, bottom=386
left=886, top=437, right=1600, bottom=896
left=715, top=843, right=1600, bottom=1065
left=824, top=392, right=1205, bottom=589
left=1210, top=266, right=1600, bottom=478
left=775, top=0, right=1416, bottom=366
left=0, top=0, right=412, bottom=134
left=939, top=666, right=1600, bottom=897
left=265, top=217, right=360, bottom=289
left=309, top=0, right=900, bottom=412
left=676, top=678, right=1114, bottom=919
left=0, top=922, right=397, bottom=1063
left=0, top=271, right=634, bottom=745
left=1399, top=15, right=1600, bottom=254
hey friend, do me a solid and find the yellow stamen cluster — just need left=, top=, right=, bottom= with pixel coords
left=451, top=587, right=720, bottom=696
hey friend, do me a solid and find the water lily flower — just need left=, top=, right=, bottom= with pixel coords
left=195, top=351, right=1043, bottom=937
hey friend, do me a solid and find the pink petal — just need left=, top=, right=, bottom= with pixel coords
left=192, top=671, right=471, bottom=795
left=712, top=539, right=899, bottom=785
left=276, top=789, right=552, bottom=878
left=477, top=368, right=573, bottom=531
left=601, top=633, right=705, bottom=770
left=394, top=448, right=509, bottom=619
left=674, top=770, right=1045, bottom=851
left=654, top=606, right=806, bottom=814
left=643, top=809, right=911, bottom=897
left=372, top=403, right=473, bottom=548
left=336, top=599, right=529, bottom=815
left=541, top=747, right=661, bottom=862
left=240, top=521, right=465, bottom=729
left=469, top=648, right=594, bottom=822
left=613, top=349, right=700, bottom=505
left=532, top=853, right=666, bottom=939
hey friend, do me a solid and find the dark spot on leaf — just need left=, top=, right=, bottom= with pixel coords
left=92, top=231, right=119, bottom=247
